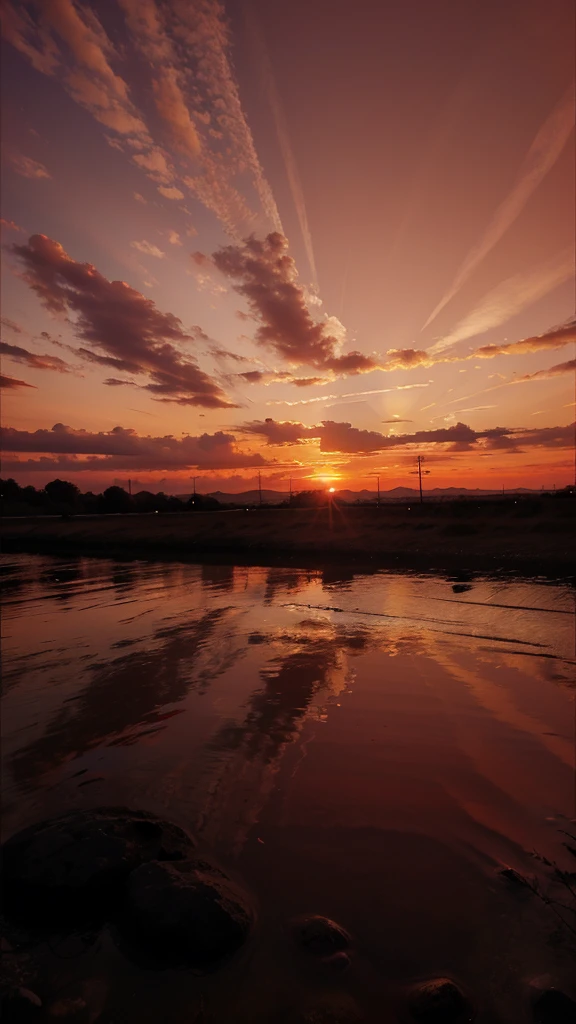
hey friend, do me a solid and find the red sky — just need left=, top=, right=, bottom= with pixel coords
left=1, top=0, right=575, bottom=493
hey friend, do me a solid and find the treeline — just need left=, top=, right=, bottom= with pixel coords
left=0, top=478, right=221, bottom=517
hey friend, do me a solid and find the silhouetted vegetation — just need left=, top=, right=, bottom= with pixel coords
left=1, top=476, right=574, bottom=520
left=0, top=478, right=220, bottom=517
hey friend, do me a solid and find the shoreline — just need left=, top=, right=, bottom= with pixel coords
left=2, top=505, right=574, bottom=581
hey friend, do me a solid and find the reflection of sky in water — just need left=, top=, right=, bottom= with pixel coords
left=1, top=554, right=575, bottom=1017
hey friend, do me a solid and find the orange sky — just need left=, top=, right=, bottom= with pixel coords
left=1, top=0, right=575, bottom=494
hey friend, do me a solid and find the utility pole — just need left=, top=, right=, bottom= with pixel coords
left=413, top=456, right=429, bottom=503
left=190, top=476, right=197, bottom=506
left=376, top=475, right=380, bottom=506
left=289, top=477, right=292, bottom=502
left=258, top=470, right=262, bottom=507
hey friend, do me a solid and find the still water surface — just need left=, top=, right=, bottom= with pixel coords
left=1, top=554, right=575, bottom=1022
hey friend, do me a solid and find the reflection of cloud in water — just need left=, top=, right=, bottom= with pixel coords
left=263, top=567, right=321, bottom=605
left=201, top=563, right=236, bottom=593
left=11, top=608, right=232, bottom=788
left=200, top=622, right=369, bottom=853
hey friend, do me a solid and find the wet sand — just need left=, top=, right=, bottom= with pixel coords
left=1, top=554, right=575, bottom=1022
left=2, top=501, right=575, bottom=578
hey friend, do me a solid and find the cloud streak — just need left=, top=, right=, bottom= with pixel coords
left=473, top=316, right=576, bottom=359
left=1, top=423, right=268, bottom=471
left=0, top=374, right=36, bottom=390
left=242, top=417, right=575, bottom=455
left=0, top=340, right=73, bottom=373
left=423, top=84, right=575, bottom=328
left=428, top=247, right=574, bottom=355
left=245, top=3, right=318, bottom=286
left=11, top=233, right=234, bottom=408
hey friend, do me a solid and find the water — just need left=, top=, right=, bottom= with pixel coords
left=1, top=553, right=575, bottom=1022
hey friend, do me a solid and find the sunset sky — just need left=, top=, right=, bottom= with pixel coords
left=1, top=0, right=575, bottom=494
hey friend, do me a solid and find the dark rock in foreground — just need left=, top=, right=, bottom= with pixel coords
left=532, top=989, right=576, bottom=1024
left=119, top=859, right=253, bottom=967
left=291, top=914, right=351, bottom=956
left=1, top=807, right=194, bottom=926
left=408, top=977, right=472, bottom=1022
left=1, top=987, right=42, bottom=1022
left=1, top=808, right=253, bottom=970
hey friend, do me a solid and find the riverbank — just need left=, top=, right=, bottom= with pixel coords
left=2, top=501, right=574, bottom=578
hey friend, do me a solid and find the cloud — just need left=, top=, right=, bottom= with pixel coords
left=11, top=233, right=234, bottom=408
left=423, top=84, right=575, bottom=328
left=168, top=230, right=182, bottom=246
left=0, top=341, right=73, bottom=373
left=157, top=185, right=184, bottom=200
left=1, top=423, right=269, bottom=472
left=245, top=5, right=317, bottom=285
left=242, top=417, right=575, bottom=455
left=1, top=316, right=23, bottom=334
left=473, top=316, right=576, bottom=359
left=0, top=374, right=36, bottom=390
left=152, top=66, right=201, bottom=159
left=514, top=358, right=576, bottom=382
left=130, top=239, right=166, bottom=259
left=118, top=0, right=281, bottom=235
left=211, top=232, right=379, bottom=374
left=266, top=381, right=431, bottom=407
left=382, top=418, right=413, bottom=423
left=133, top=192, right=147, bottom=204
left=1, top=218, right=23, bottom=232
left=428, top=248, right=575, bottom=355
left=9, top=153, right=51, bottom=179
left=238, top=370, right=327, bottom=388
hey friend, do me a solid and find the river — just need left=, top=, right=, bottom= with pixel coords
left=1, top=553, right=575, bottom=1022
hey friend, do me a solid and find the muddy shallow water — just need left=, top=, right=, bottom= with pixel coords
left=1, top=554, right=575, bottom=1022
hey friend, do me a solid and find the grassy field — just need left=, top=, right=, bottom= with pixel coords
left=2, top=498, right=574, bottom=576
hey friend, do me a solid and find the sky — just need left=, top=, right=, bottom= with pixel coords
left=1, top=0, right=575, bottom=495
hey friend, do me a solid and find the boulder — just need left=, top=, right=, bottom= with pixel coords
left=1, top=808, right=195, bottom=926
left=1, top=987, right=42, bottom=1022
left=119, top=859, right=254, bottom=968
left=409, top=977, right=471, bottom=1022
left=291, top=914, right=351, bottom=956
left=532, top=989, right=576, bottom=1024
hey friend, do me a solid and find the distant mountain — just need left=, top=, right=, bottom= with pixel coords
left=176, top=486, right=544, bottom=504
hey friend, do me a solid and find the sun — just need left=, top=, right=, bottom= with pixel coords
left=328, top=487, right=335, bottom=493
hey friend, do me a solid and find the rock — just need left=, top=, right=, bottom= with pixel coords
left=1, top=808, right=195, bottom=926
left=532, top=989, right=576, bottom=1024
left=2, top=988, right=42, bottom=1021
left=409, top=978, right=471, bottom=1022
left=291, top=915, right=351, bottom=956
left=119, top=859, right=254, bottom=968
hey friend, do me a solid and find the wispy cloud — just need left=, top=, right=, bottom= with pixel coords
left=9, top=153, right=51, bottom=179
left=423, top=84, right=575, bottom=328
left=245, top=3, right=318, bottom=286
left=428, top=247, right=574, bottom=355
left=130, top=239, right=166, bottom=259
left=0, top=340, right=74, bottom=373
